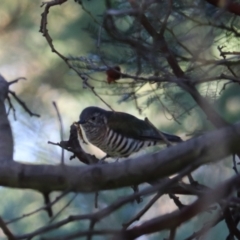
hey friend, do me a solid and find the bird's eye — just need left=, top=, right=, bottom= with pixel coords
left=91, top=116, right=96, bottom=121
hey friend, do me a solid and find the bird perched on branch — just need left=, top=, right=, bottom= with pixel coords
left=77, top=106, right=182, bottom=159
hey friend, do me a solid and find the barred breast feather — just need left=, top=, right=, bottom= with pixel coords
left=96, top=127, right=157, bottom=157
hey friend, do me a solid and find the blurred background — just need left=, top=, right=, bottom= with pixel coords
left=0, top=0, right=239, bottom=239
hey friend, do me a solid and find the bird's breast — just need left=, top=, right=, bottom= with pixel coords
left=93, top=128, right=157, bottom=158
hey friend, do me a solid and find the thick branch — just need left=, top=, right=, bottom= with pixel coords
left=0, top=122, right=240, bottom=192
left=0, top=75, right=13, bottom=162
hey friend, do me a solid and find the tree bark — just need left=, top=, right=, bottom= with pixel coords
left=0, top=121, right=238, bottom=193
left=0, top=75, right=13, bottom=162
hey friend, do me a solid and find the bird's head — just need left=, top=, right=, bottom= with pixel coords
left=78, top=107, right=108, bottom=131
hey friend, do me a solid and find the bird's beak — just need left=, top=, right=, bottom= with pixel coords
left=78, top=119, right=86, bottom=124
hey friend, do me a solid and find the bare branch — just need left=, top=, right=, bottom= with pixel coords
left=8, top=90, right=40, bottom=117
left=15, top=163, right=194, bottom=239
left=8, top=77, right=26, bottom=86
left=0, top=217, right=16, bottom=240
left=123, top=174, right=240, bottom=239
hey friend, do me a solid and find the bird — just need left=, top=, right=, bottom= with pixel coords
left=77, top=106, right=182, bottom=159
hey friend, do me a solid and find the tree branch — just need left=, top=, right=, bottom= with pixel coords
left=0, top=122, right=239, bottom=193
left=0, top=217, right=16, bottom=240
left=123, top=174, right=240, bottom=239
left=0, top=75, right=14, bottom=162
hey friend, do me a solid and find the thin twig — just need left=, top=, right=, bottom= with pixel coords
left=87, top=220, right=96, bottom=240
left=94, top=192, right=99, bottom=208
left=49, top=193, right=77, bottom=223
left=144, top=117, right=172, bottom=146
left=43, top=192, right=53, bottom=217
left=8, top=90, right=40, bottom=117
left=168, top=227, right=176, bottom=240
left=184, top=214, right=224, bottom=240
left=6, top=190, right=70, bottom=225
left=122, top=191, right=162, bottom=229
left=8, top=77, right=26, bottom=86
left=6, top=96, right=16, bottom=120
left=233, top=154, right=239, bottom=174
left=41, top=229, right=120, bottom=240
left=149, top=84, right=181, bottom=124
left=169, top=193, right=185, bottom=209
left=15, top=165, right=195, bottom=239
left=52, top=101, right=64, bottom=165
left=97, top=25, right=102, bottom=49
left=40, top=0, right=113, bottom=110
left=159, top=0, right=173, bottom=36
left=218, top=45, right=237, bottom=77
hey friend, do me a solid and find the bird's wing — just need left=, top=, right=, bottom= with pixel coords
left=107, top=111, right=181, bottom=142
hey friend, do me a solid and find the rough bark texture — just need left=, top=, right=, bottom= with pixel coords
left=0, top=75, right=13, bottom=162
left=0, top=122, right=238, bottom=193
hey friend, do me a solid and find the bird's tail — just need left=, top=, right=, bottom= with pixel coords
left=162, top=132, right=182, bottom=143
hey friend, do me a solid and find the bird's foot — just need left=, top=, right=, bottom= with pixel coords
left=98, top=154, right=109, bottom=164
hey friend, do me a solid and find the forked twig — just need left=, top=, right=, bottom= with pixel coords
left=6, top=96, right=16, bottom=120
left=8, top=90, right=40, bottom=117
